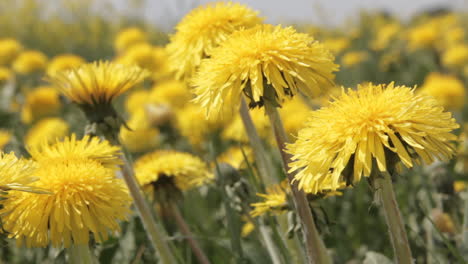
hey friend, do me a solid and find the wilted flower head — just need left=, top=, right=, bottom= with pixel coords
left=192, top=24, right=338, bottom=118
left=12, top=50, right=47, bottom=74
left=419, top=72, right=465, bottom=110
left=114, top=27, right=147, bottom=53
left=21, top=86, right=62, bottom=124
left=0, top=159, right=131, bottom=247
left=166, top=1, right=262, bottom=80
left=24, top=118, right=69, bottom=149
left=0, top=38, right=23, bottom=65
left=46, top=54, right=85, bottom=76
left=288, top=83, right=460, bottom=193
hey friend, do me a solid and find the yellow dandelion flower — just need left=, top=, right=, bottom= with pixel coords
left=222, top=108, right=270, bottom=143
left=125, top=89, right=150, bottom=114
left=442, top=27, right=465, bottom=48
left=0, top=130, right=12, bottom=150
left=149, top=80, right=191, bottom=109
left=0, top=67, right=13, bottom=82
left=0, top=159, right=131, bottom=247
left=21, top=86, right=62, bottom=124
left=217, top=146, right=253, bottom=169
left=151, top=47, right=173, bottom=81
left=341, top=51, right=369, bottom=67
left=241, top=219, right=255, bottom=237
left=406, top=23, right=438, bottom=50
left=116, top=43, right=157, bottom=71
left=192, top=24, right=338, bottom=118
left=114, top=27, right=147, bottom=53
left=279, top=98, right=311, bottom=139
left=12, top=50, right=48, bottom=74
left=454, top=181, right=467, bottom=193
left=135, top=150, right=213, bottom=192
left=28, top=134, right=121, bottom=168
left=288, top=82, right=460, bottom=193
left=49, top=61, right=149, bottom=107
left=0, top=38, right=23, bottom=65
left=0, top=152, right=37, bottom=193
left=166, top=2, right=262, bottom=80
left=120, top=109, right=159, bottom=153
left=24, top=118, right=69, bottom=149
left=321, top=37, right=350, bottom=55
left=371, top=23, right=401, bottom=50
left=419, top=72, right=465, bottom=110
left=46, top=54, right=85, bottom=76
left=442, top=43, right=468, bottom=68
left=251, top=181, right=289, bottom=217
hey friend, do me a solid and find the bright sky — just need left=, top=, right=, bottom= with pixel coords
left=129, top=0, right=466, bottom=30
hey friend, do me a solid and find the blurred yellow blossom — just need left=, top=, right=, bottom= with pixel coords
left=46, top=54, right=85, bottom=76
left=21, top=86, right=62, bottom=124
left=442, top=43, right=468, bottom=68
left=114, top=27, right=147, bottom=53
left=120, top=109, right=159, bottom=153
left=0, top=67, right=13, bottom=82
left=341, top=51, right=369, bottom=67
left=0, top=130, right=12, bottom=150
left=321, top=37, right=350, bottom=55
left=24, top=118, right=69, bottom=149
left=12, top=50, right=47, bottom=74
left=419, top=72, right=465, bottom=111
left=0, top=38, right=23, bottom=65
left=149, top=80, right=191, bottom=109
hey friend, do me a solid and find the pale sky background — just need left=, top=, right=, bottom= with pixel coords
left=118, top=0, right=468, bottom=31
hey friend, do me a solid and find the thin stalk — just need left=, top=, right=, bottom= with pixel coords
left=167, top=201, right=211, bottom=264
left=374, top=171, right=413, bottom=264
left=257, top=221, right=284, bottom=264
left=462, top=192, right=468, bottom=245
left=68, top=244, right=94, bottom=264
left=264, top=102, right=331, bottom=264
left=239, top=98, right=278, bottom=186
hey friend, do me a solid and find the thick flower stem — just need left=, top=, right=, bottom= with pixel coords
left=374, top=171, right=413, bottom=264
left=264, top=102, right=331, bottom=264
left=166, top=201, right=211, bottom=264
left=68, top=244, right=94, bottom=264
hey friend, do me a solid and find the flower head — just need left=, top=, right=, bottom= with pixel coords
left=442, top=44, right=468, bottom=68
left=114, top=27, right=147, bottom=53
left=24, top=118, right=69, bottom=149
left=419, top=72, right=465, bottom=110
left=0, top=152, right=37, bottom=193
left=287, top=83, right=460, bottom=193
left=21, top=86, right=62, bottom=124
left=0, top=130, right=12, bottom=150
left=0, top=159, right=131, bottom=247
left=166, top=2, right=262, bottom=80
left=149, top=80, right=191, bottom=109
left=251, top=181, right=289, bottom=217
left=0, top=67, right=13, bottom=82
left=46, top=54, right=85, bottom=76
left=0, top=38, right=23, bottom=65
left=12, top=50, right=47, bottom=74
left=192, top=24, right=338, bottom=118
left=135, top=150, right=213, bottom=192
left=341, top=51, right=369, bottom=67
left=120, top=110, right=159, bottom=153
left=28, top=134, right=121, bottom=168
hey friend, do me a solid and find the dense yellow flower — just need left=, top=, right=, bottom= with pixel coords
left=0, top=152, right=37, bottom=193
left=288, top=83, right=460, bottom=193
left=222, top=108, right=270, bottom=143
left=419, top=72, right=465, bottom=110
left=192, top=24, right=338, bottom=118
left=442, top=27, right=465, bottom=47
left=166, top=2, right=262, bottom=80
left=217, top=146, right=253, bottom=169
left=0, top=130, right=12, bottom=150
left=0, top=67, right=13, bottom=82
left=21, top=86, right=62, bottom=124
left=321, top=37, right=350, bottom=55
left=149, top=80, right=191, bottom=109
left=24, top=118, right=69, bottom=149
left=341, top=51, right=369, bottom=67
left=0, top=38, right=23, bottom=65
left=114, top=27, right=147, bottom=53
left=12, top=50, right=48, bottom=74
left=251, top=181, right=289, bottom=217
left=0, top=159, right=131, bottom=247
left=116, top=43, right=157, bottom=71
left=125, top=89, right=150, bottom=114
left=442, top=44, right=468, bottom=68
left=49, top=61, right=149, bottom=107
left=46, top=54, right=85, bottom=76
left=28, top=134, right=121, bottom=168
left=135, top=150, right=213, bottom=191
left=279, top=98, right=311, bottom=139
left=120, top=109, right=159, bottom=153
left=151, top=47, right=173, bottom=81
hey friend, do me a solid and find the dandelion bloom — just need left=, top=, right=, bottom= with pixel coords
left=0, top=67, right=13, bottom=82
left=166, top=2, right=262, bottom=80
left=192, top=24, right=338, bottom=118
left=251, top=181, right=289, bottom=217
left=24, top=118, right=69, bottom=149
left=0, top=159, right=131, bottom=247
left=442, top=43, right=468, bottom=68
left=287, top=83, right=459, bottom=194
left=149, top=80, right=191, bottom=109
left=120, top=110, right=159, bottom=153
left=12, top=50, right=48, bottom=74
left=21, top=86, right=62, bottom=124
left=419, top=72, right=465, bottom=110
left=0, top=130, right=12, bottom=150
left=114, top=27, right=147, bottom=53
left=0, top=38, right=23, bottom=65
left=341, top=51, right=369, bottom=67
left=135, top=150, right=213, bottom=193
left=0, top=152, right=36, bottom=193
left=46, top=54, right=85, bottom=76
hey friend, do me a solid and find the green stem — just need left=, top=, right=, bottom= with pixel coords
left=257, top=222, right=284, bottom=264
left=264, top=102, right=331, bottom=264
left=167, top=201, right=211, bottom=264
left=462, top=192, right=468, bottom=245
left=374, top=171, right=413, bottom=264
left=68, top=244, right=94, bottom=264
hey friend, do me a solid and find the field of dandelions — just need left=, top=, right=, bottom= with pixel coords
left=0, top=0, right=467, bottom=263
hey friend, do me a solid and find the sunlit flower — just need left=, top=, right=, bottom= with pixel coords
left=120, top=109, right=159, bottom=153
left=151, top=46, right=173, bottom=81
left=0, top=130, right=12, bottom=150
left=21, top=86, right=62, bottom=124
left=371, top=23, right=401, bottom=50
left=46, top=54, right=85, bottom=76
left=341, top=51, right=369, bottom=67
left=406, top=23, right=438, bottom=50
left=222, top=108, right=270, bottom=143
left=166, top=2, right=262, bottom=80
left=442, top=44, right=468, bottom=68
left=117, top=43, right=157, bottom=71
left=0, top=159, right=131, bottom=247
left=192, top=24, right=338, bottom=118
left=0, top=38, right=23, bottom=65
left=24, top=118, right=69, bottom=149
left=279, top=98, right=311, bottom=139
left=135, top=150, right=213, bottom=192
left=149, top=80, right=191, bottom=109
left=217, top=146, right=253, bottom=169
left=12, top=50, right=48, bottom=74
left=288, top=82, right=460, bottom=193
left=125, top=89, right=150, bottom=115
left=114, top=27, right=147, bottom=53
left=321, top=37, right=350, bottom=55
left=0, top=152, right=37, bottom=193
left=251, top=181, right=289, bottom=217
left=0, top=67, right=13, bottom=82
left=28, top=134, right=121, bottom=168
left=419, top=72, right=465, bottom=110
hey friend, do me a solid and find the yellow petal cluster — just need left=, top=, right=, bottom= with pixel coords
left=419, top=72, right=465, bottom=110
left=0, top=130, right=12, bottom=150
left=21, top=86, right=62, bottom=124
left=120, top=109, right=159, bottom=153
left=46, top=54, right=85, bottom=76
left=251, top=181, right=289, bottom=217
left=0, top=152, right=37, bottom=193
left=288, top=83, right=460, bottom=193
left=24, top=118, right=69, bottom=149
left=12, top=50, right=48, bottom=74
left=166, top=2, right=262, bottom=80
left=192, top=24, right=338, bottom=118
left=0, top=38, right=23, bottom=65
left=114, top=27, right=147, bottom=53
